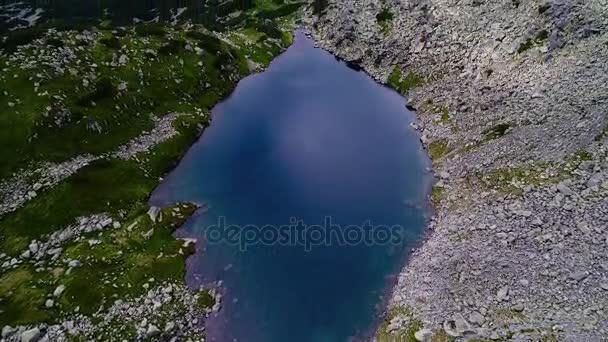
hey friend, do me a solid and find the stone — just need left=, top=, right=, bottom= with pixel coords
left=147, top=206, right=161, bottom=222
left=512, top=304, right=525, bottom=312
left=45, top=299, right=54, bottom=307
left=118, top=54, right=129, bottom=65
left=497, top=286, right=509, bottom=301
left=469, top=311, right=485, bottom=326
left=599, top=283, right=608, bottom=291
left=164, top=321, right=176, bottom=333
left=53, top=285, right=65, bottom=297
left=20, top=327, right=41, bottom=342
left=569, top=271, right=588, bottom=282
left=557, top=182, right=573, bottom=196
left=68, top=260, right=81, bottom=268
left=414, top=328, right=433, bottom=341
left=145, top=324, right=160, bottom=338
left=29, top=242, right=39, bottom=254
left=443, top=314, right=474, bottom=337
left=1, top=325, right=16, bottom=338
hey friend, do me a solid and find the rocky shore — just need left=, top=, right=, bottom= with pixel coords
left=305, top=0, right=608, bottom=341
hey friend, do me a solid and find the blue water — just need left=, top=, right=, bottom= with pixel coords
left=150, top=31, right=432, bottom=342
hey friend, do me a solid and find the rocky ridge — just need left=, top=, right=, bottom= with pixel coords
left=305, top=0, right=608, bottom=340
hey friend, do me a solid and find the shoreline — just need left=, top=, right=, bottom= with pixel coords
left=305, top=1, right=608, bottom=340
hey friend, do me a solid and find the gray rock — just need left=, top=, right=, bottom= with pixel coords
left=497, top=286, right=509, bottom=301
left=145, top=324, right=160, bottom=338
left=163, top=321, right=175, bottom=332
left=414, top=328, right=433, bottom=341
left=20, top=328, right=41, bottom=342
left=1, top=325, right=16, bottom=338
left=557, top=182, right=573, bottom=196
left=569, top=271, right=588, bottom=282
left=469, top=311, right=485, bottom=326
left=68, top=260, right=81, bottom=268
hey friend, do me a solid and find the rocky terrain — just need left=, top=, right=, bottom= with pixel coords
left=305, top=0, right=608, bottom=341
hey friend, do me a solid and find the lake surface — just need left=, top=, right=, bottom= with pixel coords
left=150, top=31, right=432, bottom=342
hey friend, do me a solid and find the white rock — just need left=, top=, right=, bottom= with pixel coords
left=147, top=206, right=161, bottom=222
left=414, top=328, right=433, bottom=341
left=146, top=324, right=160, bottom=338
left=53, top=285, right=66, bottom=297
left=68, top=260, right=81, bottom=268
left=45, top=299, right=54, bottom=307
left=164, top=321, right=176, bottom=332
left=1, top=325, right=16, bottom=338
left=20, top=327, right=41, bottom=342
left=497, top=286, right=509, bottom=301
left=29, top=242, right=39, bottom=254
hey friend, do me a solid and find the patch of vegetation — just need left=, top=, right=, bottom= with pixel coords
left=518, top=30, right=549, bottom=54
left=99, top=36, right=121, bottom=49
left=387, top=67, right=425, bottom=94
left=134, top=23, right=166, bottom=37
left=158, top=38, right=187, bottom=55
left=517, top=38, right=534, bottom=53
left=431, top=330, right=456, bottom=341
left=312, top=0, right=329, bottom=15
left=431, top=186, right=444, bottom=205
left=428, top=139, right=449, bottom=160
left=376, top=306, right=423, bottom=342
left=574, top=150, right=592, bottom=161
left=76, top=77, right=117, bottom=106
left=376, top=8, right=394, bottom=23
left=376, top=8, right=394, bottom=35
left=0, top=204, right=197, bottom=326
left=440, top=106, right=450, bottom=124
left=257, top=2, right=304, bottom=19
left=483, top=122, right=512, bottom=140
left=197, top=289, right=216, bottom=310
left=0, top=26, right=46, bottom=53
left=492, top=308, right=527, bottom=322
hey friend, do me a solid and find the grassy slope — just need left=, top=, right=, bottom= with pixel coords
left=0, top=0, right=301, bottom=336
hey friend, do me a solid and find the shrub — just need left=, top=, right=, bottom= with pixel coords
left=134, top=24, right=166, bottom=37
left=100, top=36, right=121, bottom=49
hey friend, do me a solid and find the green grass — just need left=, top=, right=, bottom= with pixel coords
left=0, top=204, right=196, bottom=326
left=431, top=186, right=444, bottom=205
left=387, top=67, right=425, bottom=94
left=0, top=22, right=275, bottom=180
left=376, top=306, right=422, bottom=342
left=428, top=139, right=449, bottom=160
left=440, top=106, right=450, bottom=124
